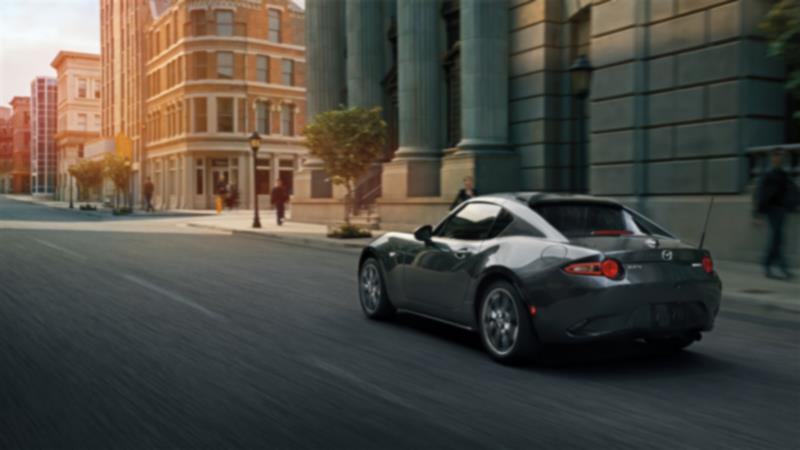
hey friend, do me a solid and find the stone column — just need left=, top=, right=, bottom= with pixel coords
left=382, top=0, right=443, bottom=198
left=293, top=0, right=345, bottom=213
left=346, top=0, right=385, bottom=108
left=441, top=0, right=518, bottom=197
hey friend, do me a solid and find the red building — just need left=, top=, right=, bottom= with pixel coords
left=10, top=96, right=31, bottom=194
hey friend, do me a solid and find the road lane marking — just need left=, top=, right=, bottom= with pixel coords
left=122, top=274, right=224, bottom=321
left=32, top=238, right=87, bottom=261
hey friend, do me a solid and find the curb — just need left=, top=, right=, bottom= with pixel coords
left=185, top=223, right=366, bottom=254
left=722, top=291, right=800, bottom=318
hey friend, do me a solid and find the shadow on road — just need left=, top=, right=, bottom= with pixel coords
left=388, top=312, right=738, bottom=375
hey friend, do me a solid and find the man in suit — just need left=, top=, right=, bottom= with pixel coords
left=755, top=148, right=798, bottom=279
left=270, top=178, right=290, bottom=226
left=451, top=176, right=478, bottom=210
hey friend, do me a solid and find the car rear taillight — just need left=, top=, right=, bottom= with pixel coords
left=564, top=259, right=623, bottom=279
left=702, top=255, right=713, bottom=274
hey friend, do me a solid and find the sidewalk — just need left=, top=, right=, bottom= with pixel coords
left=4, top=194, right=213, bottom=220
left=185, top=209, right=378, bottom=252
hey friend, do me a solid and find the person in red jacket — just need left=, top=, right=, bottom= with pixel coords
left=270, top=179, right=290, bottom=226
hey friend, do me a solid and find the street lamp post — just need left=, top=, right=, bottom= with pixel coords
left=249, top=131, right=262, bottom=229
left=569, top=55, right=593, bottom=193
left=124, top=158, right=132, bottom=211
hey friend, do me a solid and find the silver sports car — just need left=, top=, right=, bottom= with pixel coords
left=358, top=192, right=722, bottom=364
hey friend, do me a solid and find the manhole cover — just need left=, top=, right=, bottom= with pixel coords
left=739, top=289, right=772, bottom=295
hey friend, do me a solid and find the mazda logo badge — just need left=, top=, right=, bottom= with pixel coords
left=661, top=250, right=673, bottom=261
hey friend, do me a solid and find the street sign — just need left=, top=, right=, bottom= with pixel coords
left=115, top=132, right=133, bottom=160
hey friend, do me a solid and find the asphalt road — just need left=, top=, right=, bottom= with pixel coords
left=1, top=196, right=798, bottom=449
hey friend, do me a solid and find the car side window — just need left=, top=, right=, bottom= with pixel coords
left=437, top=203, right=502, bottom=240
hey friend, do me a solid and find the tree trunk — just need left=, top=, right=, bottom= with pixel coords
left=344, top=182, right=352, bottom=226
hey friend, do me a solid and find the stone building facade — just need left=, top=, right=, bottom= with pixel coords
left=141, top=0, right=306, bottom=210
left=51, top=51, right=102, bottom=202
left=296, top=0, right=797, bottom=265
left=30, top=77, right=58, bottom=196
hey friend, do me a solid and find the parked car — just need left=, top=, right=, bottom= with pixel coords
left=357, top=192, right=722, bottom=364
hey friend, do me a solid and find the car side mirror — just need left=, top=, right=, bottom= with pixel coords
left=414, top=225, right=433, bottom=243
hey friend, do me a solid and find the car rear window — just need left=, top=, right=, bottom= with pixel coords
left=532, top=202, right=646, bottom=237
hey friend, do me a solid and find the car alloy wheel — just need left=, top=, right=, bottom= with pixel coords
left=481, top=287, right=520, bottom=356
left=360, top=263, right=381, bottom=314
left=358, top=258, right=395, bottom=319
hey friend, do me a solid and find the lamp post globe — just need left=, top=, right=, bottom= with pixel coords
left=569, top=54, right=593, bottom=98
left=249, top=131, right=262, bottom=228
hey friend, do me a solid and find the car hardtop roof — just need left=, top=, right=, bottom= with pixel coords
left=484, top=191, right=624, bottom=207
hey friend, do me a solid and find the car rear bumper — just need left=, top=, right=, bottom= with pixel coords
left=532, top=279, right=721, bottom=344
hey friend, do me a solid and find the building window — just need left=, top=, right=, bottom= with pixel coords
left=217, top=97, right=234, bottom=132
left=216, top=10, right=233, bottom=36
left=237, top=98, right=246, bottom=133
left=256, top=55, right=269, bottom=83
left=193, top=52, right=207, bottom=79
left=217, top=52, right=233, bottom=79
left=280, top=104, right=294, bottom=136
left=196, top=158, right=204, bottom=195
left=268, top=9, right=281, bottom=43
left=191, top=10, right=206, bottom=36
left=77, top=113, right=87, bottom=130
left=281, top=59, right=294, bottom=86
left=94, top=114, right=100, bottom=129
left=78, top=78, right=87, bottom=98
left=194, top=97, right=207, bottom=132
left=256, top=158, right=271, bottom=194
left=94, top=80, right=100, bottom=99
left=166, top=23, right=172, bottom=46
left=256, top=101, right=270, bottom=135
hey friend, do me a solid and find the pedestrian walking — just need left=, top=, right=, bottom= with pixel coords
left=270, top=179, right=290, bottom=226
left=143, top=177, right=155, bottom=212
left=451, top=176, right=478, bottom=210
left=754, top=148, right=798, bottom=280
left=215, top=174, right=227, bottom=215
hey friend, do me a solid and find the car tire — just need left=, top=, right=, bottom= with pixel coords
left=646, top=335, right=696, bottom=352
left=478, top=280, right=541, bottom=365
left=359, top=257, right=395, bottom=320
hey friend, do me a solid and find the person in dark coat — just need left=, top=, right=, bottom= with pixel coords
left=451, top=176, right=478, bottom=210
left=143, top=177, right=155, bottom=212
left=755, top=148, right=798, bottom=279
left=270, top=179, right=290, bottom=226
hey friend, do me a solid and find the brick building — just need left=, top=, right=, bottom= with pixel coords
left=142, top=0, right=306, bottom=210
left=100, top=0, right=154, bottom=205
left=297, top=0, right=797, bottom=265
left=0, top=107, right=11, bottom=193
left=51, top=51, right=102, bottom=202
left=9, top=96, right=31, bottom=194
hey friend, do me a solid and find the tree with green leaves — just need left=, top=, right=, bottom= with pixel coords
left=760, top=0, right=800, bottom=120
left=303, top=106, right=386, bottom=225
left=103, top=153, right=132, bottom=211
left=68, top=159, right=104, bottom=206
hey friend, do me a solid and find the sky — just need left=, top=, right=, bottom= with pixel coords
left=0, top=0, right=101, bottom=105
left=0, top=0, right=306, bottom=106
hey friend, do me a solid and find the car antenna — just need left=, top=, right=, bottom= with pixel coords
left=698, top=196, right=715, bottom=249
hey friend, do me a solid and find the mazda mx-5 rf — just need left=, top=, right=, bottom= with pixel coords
left=357, top=192, right=722, bottom=364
